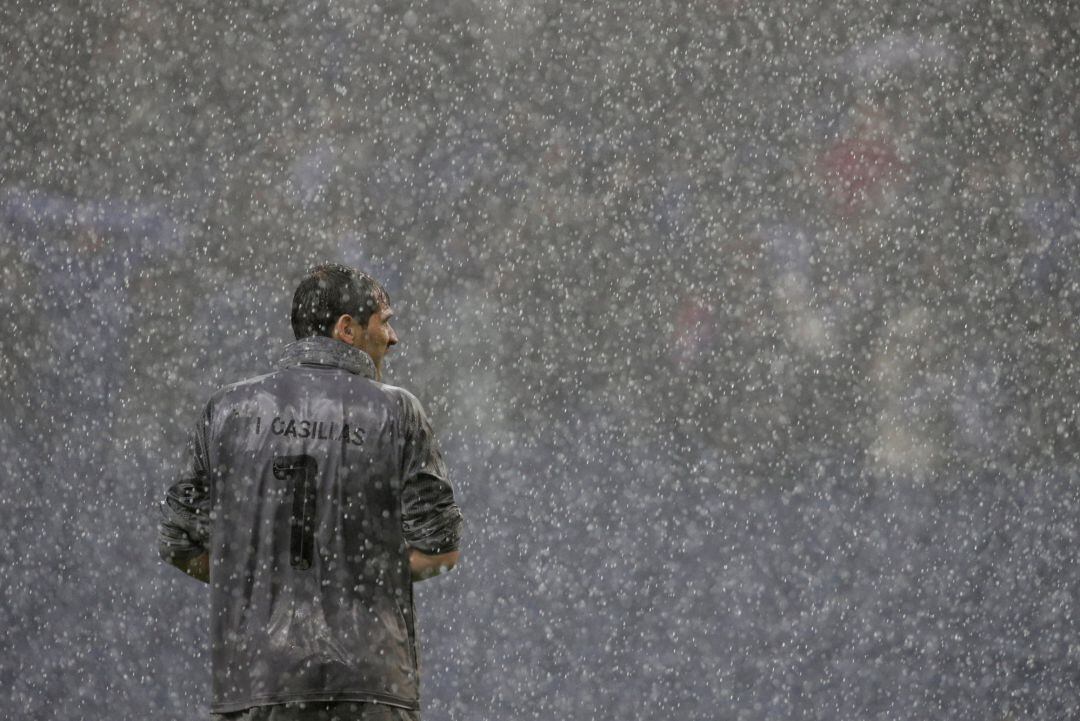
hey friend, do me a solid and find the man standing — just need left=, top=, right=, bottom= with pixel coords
left=159, top=264, right=463, bottom=721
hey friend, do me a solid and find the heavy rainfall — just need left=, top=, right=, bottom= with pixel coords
left=2, top=1, right=1078, bottom=719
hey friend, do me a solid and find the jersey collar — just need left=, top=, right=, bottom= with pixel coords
left=279, top=335, right=377, bottom=379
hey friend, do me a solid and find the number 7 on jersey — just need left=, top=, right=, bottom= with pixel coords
left=273, top=454, right=319, bottom=570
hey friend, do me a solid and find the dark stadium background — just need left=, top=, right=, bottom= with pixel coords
left=2, top=1, right=1079, bottom=719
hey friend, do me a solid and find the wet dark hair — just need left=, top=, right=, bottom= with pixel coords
left=290, top=263, right=390, bottom=340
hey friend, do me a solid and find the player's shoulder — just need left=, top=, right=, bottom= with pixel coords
left=371, top=380, right=420, bottom=404
left=370, top=380, right=427, bottom=416
left=219, top=370, right=280, bottom=395
left=206, top=370, right=281, bottom=408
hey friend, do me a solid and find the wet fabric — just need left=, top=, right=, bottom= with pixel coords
left=211, top=700, right=419, bottom=721
left=158, top=335, right=463, bottom=713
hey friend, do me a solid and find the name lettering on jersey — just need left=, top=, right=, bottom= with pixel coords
left=229, top=411, right=365, bottom=446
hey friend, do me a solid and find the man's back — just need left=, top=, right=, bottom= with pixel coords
left=161, top=336, right=462, bottom=714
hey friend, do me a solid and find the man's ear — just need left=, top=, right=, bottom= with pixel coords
left=331, top=314, right=354, bottom=342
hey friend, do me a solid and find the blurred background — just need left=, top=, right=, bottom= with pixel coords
left=2, top=1, right=1079, bottom=719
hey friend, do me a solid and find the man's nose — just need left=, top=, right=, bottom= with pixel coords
left=388, top=327, right=399, bottom=346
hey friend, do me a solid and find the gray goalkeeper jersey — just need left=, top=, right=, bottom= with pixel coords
left=158, top=336, right=463, bottom=713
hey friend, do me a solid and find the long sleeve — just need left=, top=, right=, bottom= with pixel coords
left=158, top=403, right=213, bottom=564
left=398, top=390, right=463, bottom=555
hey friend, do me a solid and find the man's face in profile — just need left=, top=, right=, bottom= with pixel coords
left=352, top=304, right=398, bottom=378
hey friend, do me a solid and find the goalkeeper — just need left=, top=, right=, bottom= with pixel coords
left=158, top=264, right=463, bottom=721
